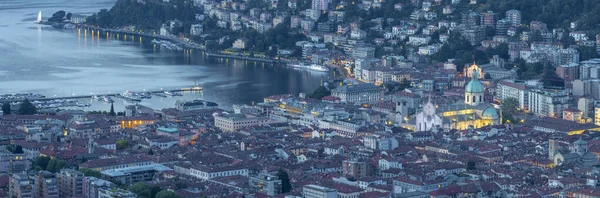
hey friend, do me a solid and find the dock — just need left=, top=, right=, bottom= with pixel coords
left=0, top=89, right=196, bottom=103
left=204, top=53, right=276, bottom=63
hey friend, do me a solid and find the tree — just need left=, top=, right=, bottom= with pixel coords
left=109, top=102, right=116, bottom=116
left=116, top=139, right=128, bottom=150
left=66, top=13, right=73, bottom=20
left=467, top=161, right=476, bottom=170
left=4, top=145, right=12, bottom=152
left=484, top=26, right=496, bottom=37
left=580, top=46, right=600, bottom=61
left=277, top=169, right=292, bottom=193
left=306, top=86, right=331, bottom=99
left=148, top=149, right=154, bottom=155
left=18, top=99, right=37, bottom=115
left=49, top=10, right=66, bottom=22
left=175, top=181, right=188, bottom=189
left=14, top=145, right=23, bottom=154
left=2, top=102, right=10, bottom=115
left=33, top=156, right=51, bottom=170
left=501, top=97, right=519, bottom=124
left=129, top=182, right=153, bottom=198
left=484, top=73, right=492, bottom=79
left=80, top=168, right=102, bottom=177
left=46, top=159, right=67, bottom=173
left=155, top=190, right=183, bottom=198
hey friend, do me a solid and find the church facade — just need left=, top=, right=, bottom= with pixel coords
left=407, top=71, right=500, bottom=131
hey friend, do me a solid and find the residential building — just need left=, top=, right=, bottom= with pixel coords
left=461, top=26, right=485, bottom=45
left=480, top=11, right=498, bottom=27
left=214, top=113, right=271, bottom=132
left=98, top=188, right=136, bottom=198
left=331, top=83, right=382, bottom=104
left=311, top=0, right=328, bottom=11
left=9, top=173, right=33, bottom=198
left=363, top=135, right=399, bottom=151
left=83, top=177, right=116, bottom=198
left=556, top=63, right=580, bottom=80
left=34, top=171, right=59, bottom=198
left=393, top=178, right=448, bottom=193
left=506, top=9, right=521, bottom=27
left=190, top=24, right=203, bottom=36
left=570, top=31, right=588, bottom=41
left=461, top=11, right=479, bottom=26
left=57, top=169, right=84, bottom=198
left=342, top=159, right=371, bottom=178
left=79, top=156, right=153, bottom=171
left=497, top=80, right=528, bottom=110
left=352, top=47, right=375, bottom=59
left=249, top=172, right=282, bottom=196
left=232, top=38, right=248, bottom=49
left=528, top=89, right=569, bottom=118
left=0, top=149, right=28, bottom=174
left=188, top=165, right=249, bottom=180
left=303, top=184, right=337, bottom=198
left=100, top=164, right=172, bottom=185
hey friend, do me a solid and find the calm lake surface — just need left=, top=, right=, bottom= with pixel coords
left=0, top=0, right=339, bottom=111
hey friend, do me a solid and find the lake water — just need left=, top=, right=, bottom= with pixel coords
left=0, top=0, right=338, bottom=111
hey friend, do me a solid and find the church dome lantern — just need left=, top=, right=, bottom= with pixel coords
left=465, top=70, right=485, bottom=106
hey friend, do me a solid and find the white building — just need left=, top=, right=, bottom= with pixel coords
left=214, top=113, right=271, bottom=132
left=505, top=9, right=521, bottom=27
left=415, top=98, right=442, bottom=132
left=303, top=185, right=337, bottom=198
left=350, top=30, right=367, bottom=40
left=408, top=36, right=431, bottom=46
left=190, top=24, right=203, bottom=36
left=188, top=166, right=248, bottom=180
left=418, top=45, right=441, bottom=55
left=378, top=158, right=403, bottom=171
left=331, top=83, right=382, bottom=104
left=159, top=25, right=169, bottom=36
left=318, top=119, right=361, bottom=138
left=579, top=59, right=600, bottom=79
left=528, top=89, right=569, bottom=118
left=570, top=31, right=588, bottom=41
left=311, top=0, right=328, bottom=11
left=363, top=135, right=399, bottom=150
left=497, top=80, right=528, bottom=110
left=232, top=38, right=248, bottom=49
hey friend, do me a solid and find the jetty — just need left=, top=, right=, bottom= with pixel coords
left=0, top=88, right=196, bottom=103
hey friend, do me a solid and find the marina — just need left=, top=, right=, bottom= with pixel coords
left=0, top=87, right=200, bottom=103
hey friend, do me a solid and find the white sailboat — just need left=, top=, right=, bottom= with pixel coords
left=34, top=11, right=42, bottom=24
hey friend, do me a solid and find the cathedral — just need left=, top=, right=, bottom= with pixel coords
left=408, top=71, right=500, bottom=132
left=549, top=137, right=598, bottom=167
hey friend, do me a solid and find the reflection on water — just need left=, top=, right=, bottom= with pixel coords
left=0, top=0, right=341, bottom=111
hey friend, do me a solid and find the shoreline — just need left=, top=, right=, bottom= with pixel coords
left=51, top=23, right=348, bottom=76
left=73, top=25, right=287, bottom=65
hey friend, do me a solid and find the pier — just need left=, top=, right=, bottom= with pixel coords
left=204, top=53, right=276, bottom=63
left=0, top=89, right=196, bottom=103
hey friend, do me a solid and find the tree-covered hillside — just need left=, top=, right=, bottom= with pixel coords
left=475, top=0, right=600, bottom=32
left=86, top=0, right=197, bottom=31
